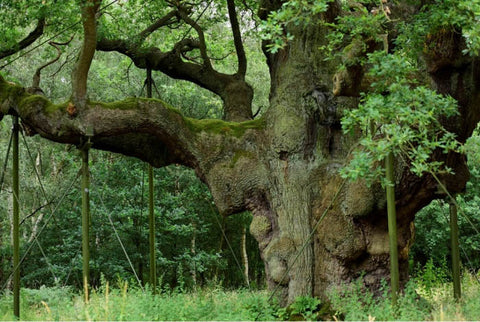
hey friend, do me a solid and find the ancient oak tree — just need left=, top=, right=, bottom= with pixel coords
left=1, top=0, right=480, bottom=304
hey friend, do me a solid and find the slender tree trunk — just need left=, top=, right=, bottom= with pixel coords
left=27, top=213, right=44, bottom=243
left=190, top=221, right=197, bottom=289
left=241, top=225, right=249, bottom=287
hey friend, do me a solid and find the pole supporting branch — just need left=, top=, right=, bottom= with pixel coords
left=12, top=116, right=20, bottom=318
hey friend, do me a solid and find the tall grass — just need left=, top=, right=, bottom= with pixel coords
left=329, top=270, right=480, bottom=321
left=0, top=271, right=479, bottom=320
left=0, top=282, right=276, bottom=321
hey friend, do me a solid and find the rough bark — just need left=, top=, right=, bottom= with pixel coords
left=248, top=0, right=479, bottom=303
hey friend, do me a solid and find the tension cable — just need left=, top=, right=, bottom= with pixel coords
left=96, top=182, right=145, bottom=291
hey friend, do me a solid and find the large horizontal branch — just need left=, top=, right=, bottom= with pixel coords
left=97, top=5, right=254, bottom=121
left=97, top=37, right=229, bottom=97
left=0, top=76, right=196, bottom=167
left=0, top=18, right=45, bottom=60
left=97, top=38, right=254, bottom=120
left=0, top=75, right=265, bottom=214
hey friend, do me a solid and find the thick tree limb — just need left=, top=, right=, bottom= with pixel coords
left=71, top=0, right=101, bottom=108
left=0, top=75, right=265, bottom=215
left=0, top=18, right=45, bottom=60
left=177, top=7, right=212, bottom=70
left=1, top=76, right=196, bottom=167
left=138, top=10, right=179, bottom=44
left=97, top=37, right=254, bottom=120
left=227, top=0, right=247, bottom=77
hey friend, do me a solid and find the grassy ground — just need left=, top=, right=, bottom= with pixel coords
left=0, top=273, right=479, bottom=320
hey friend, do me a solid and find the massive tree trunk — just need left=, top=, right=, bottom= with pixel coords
left=1, top=0, right=480, bottom=306
left=245, top=1, right=479, bottom=304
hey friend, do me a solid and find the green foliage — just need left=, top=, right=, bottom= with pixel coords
left=0, top=286, right=277, bottom=321
left=259, top=0, right=333, bottom=53
left=340, top=50, right=461, bottom=186
left=277, top=295, right=325, bottom=321
left=399, top=0, right=480, bottom=56
left=0, top=276, right=480, bottom=320
left=414, top=259, right=449, bottom=295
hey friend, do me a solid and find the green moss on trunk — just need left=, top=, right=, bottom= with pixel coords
left=186, top=117, right=265, bottom=138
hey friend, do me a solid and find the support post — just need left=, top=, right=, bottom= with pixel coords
left=12, top=116, right=20, bottom=318
left=81, top=133, right=92, bottom=303
left=148, top=165, right=156, bottom=293
left=146, top=68, right=156, bottom=293
left=449, top=198, right=461, bottom=300
left=385, top=152, right=399, bottom=304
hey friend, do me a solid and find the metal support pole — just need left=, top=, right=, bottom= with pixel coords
left=148, top=165, right=156, bottom=293
left=12, top=116, right=20, bottom=318
left=81, top=140, right=91, bottom=303
left=385, top=152, right=399, bottom=304
left=449, top=199, right=461, bottom=300
left=146, top=68, right=152, bottom=98
left=146, top=68, right=156, bottom=292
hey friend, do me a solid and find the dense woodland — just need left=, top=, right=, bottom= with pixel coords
left=1, top=0, right=480, bottom=318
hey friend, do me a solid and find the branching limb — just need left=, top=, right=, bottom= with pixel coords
left=177, top=6, right=212, bottom=69
left=0, top=18, right=45, bottom=60
left=138, top=10, right=179, bottom=43
left=96, top=1, right=254, bottom=120
left=227, top=0, right=247, bottom=77
left=32, top=37, right=74, bottom=89
left=71, top=0, right=102, bottom=108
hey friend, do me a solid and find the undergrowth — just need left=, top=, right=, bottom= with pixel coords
left=328, top=269, right=480, bottom=321
left=0, top=270, right=479, bottom=320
